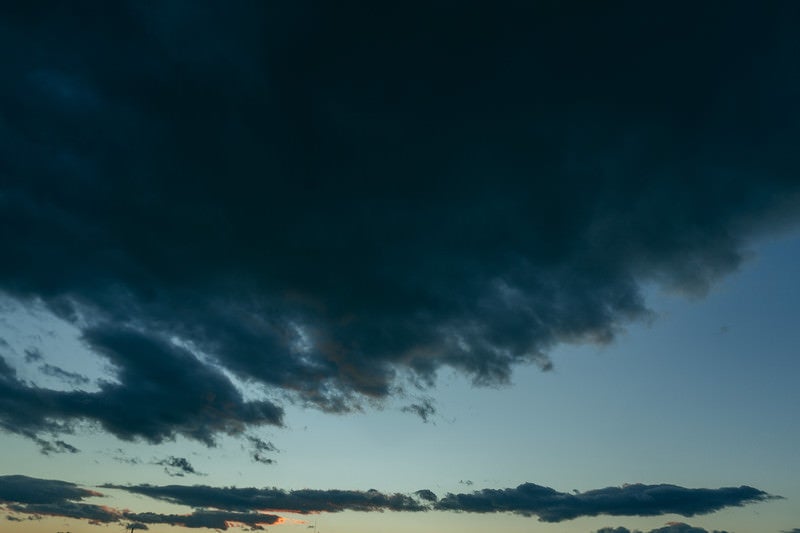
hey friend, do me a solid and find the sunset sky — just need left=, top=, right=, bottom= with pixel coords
left=1, top=3, right=799, bottom=533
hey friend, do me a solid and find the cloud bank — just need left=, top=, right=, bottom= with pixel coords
left=104, top=480, right=772, bottom=524
left=0, top=475, right=778, bottom=528
left=596, top=524, right=730, bottom=533
left=2, top=2, right=800, bottom=445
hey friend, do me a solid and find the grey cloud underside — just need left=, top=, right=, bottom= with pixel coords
left=0, top=330, right=283, bottom=446
left=2, top=2, right=800, bottom=443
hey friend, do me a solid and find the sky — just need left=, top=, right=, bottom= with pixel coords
left=1, top=2, right=799, bottom=533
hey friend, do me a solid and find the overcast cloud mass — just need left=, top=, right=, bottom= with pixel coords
left=0, top=2, right=799, bottom=532
left=1, top=1, right=799, bottom=450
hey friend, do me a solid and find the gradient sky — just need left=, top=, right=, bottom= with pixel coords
left=1, top=2, right=799, bottom=533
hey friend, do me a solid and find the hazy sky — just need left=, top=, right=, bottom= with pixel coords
left=1, top=2, right=799, bottom=533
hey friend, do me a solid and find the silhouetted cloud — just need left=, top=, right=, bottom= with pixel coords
left=415, top=490, right=438, bottom=503
left=38, top=364, right=90, bottom=387
left=104, top=483, right=428, bottom=514
left=32, top=437, right=79, bottom=455
left=0, top=475, right=117, bottom=524
left=649, top=523, right=729, bottom=533
left=0, top=475, right=778, bottom=528
left=0, top=328, right=283, bottom=446
left=1, top=2, right=800, bottom=446
left=6, top=502, right=119, bottom=523
left=245, top=436, right=278, bottom=465
left=155, top=456, right=202, bottom=477
left=124, top=510, right=281, bottom=530
left=595, top=524, right=732, bottom=533
left=401, top=398, right=436, bottom=423
left=435, top=482, right=773, bottom=522
left=0, top=475, right=99, bottom=505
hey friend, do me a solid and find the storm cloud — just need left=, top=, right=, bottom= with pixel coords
left=2, top=2, right=800, bottom=444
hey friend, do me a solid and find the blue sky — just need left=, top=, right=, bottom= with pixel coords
left=1, top=3, right=800, bottom=533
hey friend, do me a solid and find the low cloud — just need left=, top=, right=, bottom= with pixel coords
left=596, top=523, right=730, bottom=533
left=6, top=502, right=119, bottom=523
left=434, top=482, right=773, bottom=522
left=0, top=475, right=777, bottom=528
left=104, top=483, right=428, bottom=514
left=0, top=475, right=100, bottom=505
left=123, top=510, right=281, bottom=530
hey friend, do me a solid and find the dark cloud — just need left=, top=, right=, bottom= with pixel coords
left=2, top=2, right=800, bottom=444
left=6, top=502, right=119, bottom=523
left=0, top=327, right=283, bottom=446
left=38, top=363, right=90, bottom=387
left=1, top=475, right=776, bottom=527
left=105, top=480, right=772, bottom=523
left=649, top=523, right=729, bottom=533
left=35, top=438, right=79, bottom=455
left=415, top=489, right=438, bottom=503
left=22, top=348, right=42, bottom=363
left=595, top=525, right=730, bottom=533
left=6, top=515, right=23, bottom=521
left=109, top=448, right=141, bottom=465
left=104, top=483, right=428, bottom=514
left=0, top=475, right=117, bottom=524
left=245, top=436, right=278, bottom=465
left=0, top=475, right=99, bottom=505
left=401, top=398, right=436, bottom=423
left=124, top=510, right=281, bottom=530
left=155, top=456, right=202, bottom=477
left=435, top=482, right=773, bottom=522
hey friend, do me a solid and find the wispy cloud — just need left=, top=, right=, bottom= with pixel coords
left=154, top=456, right=203, bottom=477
